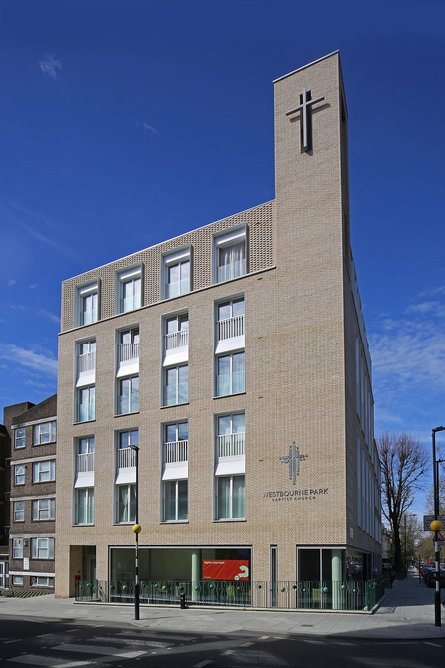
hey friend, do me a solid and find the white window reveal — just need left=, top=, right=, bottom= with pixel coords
left=214, top=228, right=246, bottom=283
left=115, top=430, right=138, bottom=485
left=75, top=436, right=95, bottom=489
left=117, top=328, right=139, bottom=378
left=163, top=313, right=189, bottom=366
left=162, top=421, right=188, bottom=481
left=215, top=297, right=245, bottom=354
left=215, top=412, right=245, bottom=476
left=162, top=249, right=191, bottom=299
left=77, top=282, right=98, bottom=326
left=76, top=339, right=96, bottom=387
left=117, top=266, right=142, bottom=314
left=33, top=421, right=57, bottom=446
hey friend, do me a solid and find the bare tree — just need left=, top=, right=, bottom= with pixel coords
left=426, top=468, right=445, bottom=515
left=378, top=433, right=428, bottom=573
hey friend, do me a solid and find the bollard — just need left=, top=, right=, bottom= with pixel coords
left=180, top=592, right=186, bottom=609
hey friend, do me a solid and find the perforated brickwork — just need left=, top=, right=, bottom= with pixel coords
left=60, top=201, right=274, bottom=332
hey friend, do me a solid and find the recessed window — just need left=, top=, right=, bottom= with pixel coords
left=14, top=428, right=26, bottom=449
left=117, top=266, right=142, bottom=314
left=77, top=282, right=98, bottom=326
left=74, top=488, right=95, bottom=525
left=215, top=351, right=245, bottom=396
left=31, top=537, right=55, bottom=560
left=33, top=421, right=57, bottom=446
left=31, top=576, right=54, bottom=587
left=32, top=498, right=56, bottom=521
left=163, top=364, right=188, bottom=406
left=216, top=475, right=245, bottom=520
left=217, top=297, right=245, bottom=342
left=214, top=228, right=246, bottom=283
left=118, top=328, right=140, bottom=363
left=14, top=465, right=25, bottom=486
left=77, top=386, right=95, bottom=422
left=77, top=339, right=96, bottom=375
left=164, top=313, right=189, bottom=353
left=12, top=575, right=24, bottom=586
left=12, top=538, right=24, bottom=559
left=32, top=460, right=56, bottom=483
left=13, top=500, right=25, bottom=522
left=162, top=249, right=191, bottom=299
left=116, top=484, right=136, bottom=523
left=117, top=375, right=139, bottom=414
left=76, top=436, right=95, bottom=473
left=163, top=480, right=188, bottom=522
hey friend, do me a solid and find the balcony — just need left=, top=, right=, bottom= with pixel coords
left=76, top=452, right=95, bottom=473
left=165, top=329, right=189, bottom=352
left=217, top=432, right=245, bottom=457
left=164, top=439, right=188, bottom=464
left=78, top=351, right=96, bottom=373
left=118, top=447, right=137, bottom=469
left=217, top=314, right=244, bottom=342
left=118, top=342, right=139, bottom=363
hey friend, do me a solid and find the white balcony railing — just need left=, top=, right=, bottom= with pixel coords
left=165, top=329, right=189, bottom=351
left=78, top=351, right=96, bottom=373
left=164, top=439, right=188, bottom=464
left=118, top=447, right=137, bottom=469
left=217, top=432, right=245, bottom=457
left=217, top=314, right=244, bottom=341
left=76, top=452, right=95, bottom=473
left=118, top=342, right=139, bottom=363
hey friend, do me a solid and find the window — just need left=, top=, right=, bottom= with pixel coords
left=117, top=376, right=139, bottom=414
left=33, top=421, right=57, bottom=446
left=77, top=339, right=96, bottom=373
left=164, top=313, right=189, bottom=353
left=117, top=267, right=142, bottom=313
left=14, top=464, right=26, bottom=486
left=12, top=575, right=24, bottom=586
left=31, top=537, right=55, bottom=560
left=76, top=436, right=95, bottom=473
left=32, top=460, right=56, bottom=483
left=74, top=488, right=94, bottom=525
left=118, top=328, right=140, bottom=363
left=14, top=427, right=26, bottom=449
left=31, top=576, right=54, bottom=587
left=117, top=429, right=138, bottom=469
left=214, top=228, right=246, bottom=283
left=13, top=500, right=25, bottom=522
left=78, top=282, right=98, bottom=326
left=163, top=364, right=188, bottom=406
left=77, top=386, right=95, bottom=422
left=216, top=351, right=245, bottom=396
left=163, top=249, right=191, bottom=299
left=216, top=413, right=245, bottom=457
left=162, top=480, right=188, bottom=522
left=12, top=537, right=24, bottom=559
left=116, top=484, right=136, bottom=523
left=216, top=475, right=245, bottom=520
left=217, top=297, right=245, bottom=342
left=32, top=498, right=56, bottom=521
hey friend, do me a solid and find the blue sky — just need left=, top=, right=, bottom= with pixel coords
left=0, top=1, right=444, bottom=511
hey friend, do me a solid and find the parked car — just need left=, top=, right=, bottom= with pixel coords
left=423, top=566, right=445, bottom=588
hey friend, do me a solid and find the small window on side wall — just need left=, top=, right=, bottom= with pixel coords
left=77, top=282, right=99, bottom=326
left=162, top=249, right=191, bottom=299
left=117, top=266, right=142, bottom=314
left=214, top=228, right=246, bottom=283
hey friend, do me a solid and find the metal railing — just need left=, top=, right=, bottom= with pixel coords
left=76, top=452, right=94, bottom=473
left=117, top=447, right=137, bottom=469
left=164, top=439, right=188, bottom=463
left=217, top=433, right=245, bottom=457
left=118, top=342, right=140, bottom=363
left=165, top=329, right=189, bottom=351
left=217, top=315, right=244, bottom=341
left=78, top=351, right=96, bottom=373
left=75, top=577, right=385, bottom=611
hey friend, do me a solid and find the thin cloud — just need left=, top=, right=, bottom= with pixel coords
left=143, top=122, right=159, bottom=135
left=7, top=279, right=16, bottom=287
left=0, top=344, right=57, bottom=377
left=39, top=54, right=62, bottom=79
left=37, top=309, right=61, bottom=325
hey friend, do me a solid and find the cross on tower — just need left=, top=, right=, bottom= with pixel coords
left=286, top=88, right=325, bottom=153
left=280, top=442, right=307, bottom=485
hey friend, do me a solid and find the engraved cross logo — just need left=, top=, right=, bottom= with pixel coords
left=286, top=88, right=325, bottom=153
left=280, top=442, right=307, bottom=485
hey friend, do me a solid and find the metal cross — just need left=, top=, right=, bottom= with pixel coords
left=286, top=88, right=325, bottom=153
left=280, top=442, right=307, bottom=485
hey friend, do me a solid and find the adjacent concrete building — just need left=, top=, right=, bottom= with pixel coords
left=56, top=52, right=381, bottom=608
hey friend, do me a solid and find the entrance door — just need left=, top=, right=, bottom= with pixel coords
left=0, top=560, right=8, bottom=588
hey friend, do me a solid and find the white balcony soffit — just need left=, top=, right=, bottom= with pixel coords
left=215, top=455, right=245, bottom=476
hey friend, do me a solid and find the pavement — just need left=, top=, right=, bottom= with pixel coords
left=0, top=568, right=444, bottom=641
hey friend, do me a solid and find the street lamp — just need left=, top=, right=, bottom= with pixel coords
left=130, top=443, right=141, bottom=621
left=431, top=426, right=445, bottom=627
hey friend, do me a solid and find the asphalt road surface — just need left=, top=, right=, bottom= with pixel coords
left=0, top=616, right=443, bottom=667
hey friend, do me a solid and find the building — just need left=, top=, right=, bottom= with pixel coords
left=56, top=52, right=381, bottom=608
left=0, top=414, right=13, bottom=589
left=6, top=396, right=57, bottom=592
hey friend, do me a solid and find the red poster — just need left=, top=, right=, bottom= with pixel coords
left=202, top=559, right=250, bottom=581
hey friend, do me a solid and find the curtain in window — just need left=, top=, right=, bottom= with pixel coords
left=218, top=242, right=246, bottom=282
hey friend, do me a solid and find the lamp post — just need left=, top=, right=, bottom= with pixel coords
left=130, top=443, right=141, bottom=621
left=431, top=426, right=445, bottom=627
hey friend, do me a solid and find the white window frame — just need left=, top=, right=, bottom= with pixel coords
left=13, top=500, right=25, bottom=522
left=12, top=575, right=24, bottom=586
left=12, top=537, right=24, bottom=559
left=116, top=375, right=139, bottom=415
left=14, top=427, right=26, bottom=449
left=33, top=421, right=57, bottom=446
left=117, top=266, right=142, bottom=314
left=162, top=248, right=191, bottom=299
left=32, top=498, right=56, bottom=521
left=14, top=464, right=26, bottom=486
left=77, top=282, right=99, bottom=326
left=213, top=227, right=247, bottom=284
left=31, top=576, right=54, bottom=587
left=32, top=459, right=56, bottom=484
left=31, top=537, right=55, bottom=560
left=74, top=488, right=95, bottom=526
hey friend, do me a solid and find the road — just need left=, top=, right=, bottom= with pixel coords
left=0, top=616, right=443, bottom=667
